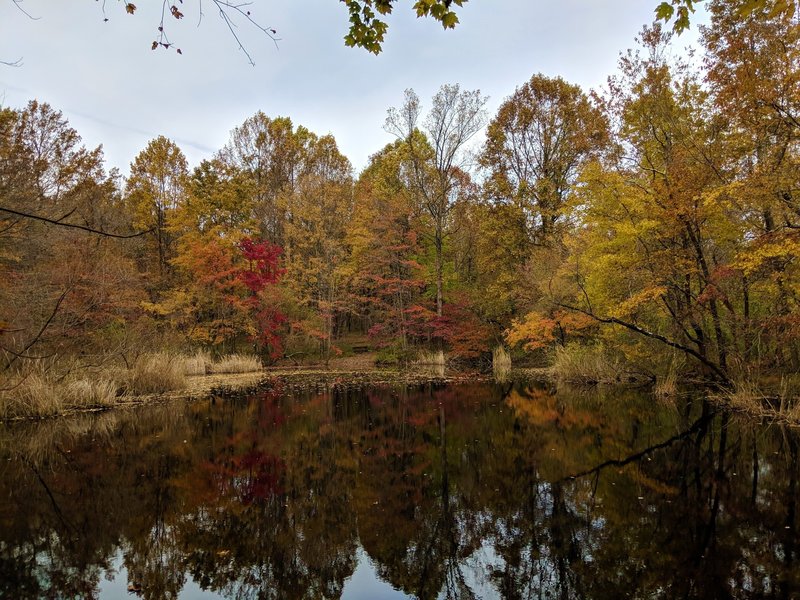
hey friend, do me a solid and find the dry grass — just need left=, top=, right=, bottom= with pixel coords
left=63, top=378, right=117, bottom=407
left=551, top=344, right=622, bottom=384
left=0, top=373, right=119, bottom=419
left=0, top=373, right=61, bottom=419
left=493, top=345, right=512, bottom=369
left=180, top=351, right=211, bottom=376
left=493, top=345, right=512, bottom=382
left=413, top=349, right=447, bottom=366
left=210, top=354, right=263, bottom=374
left=653, top=373, right=677, bottom=400
left=0, top=350, right=263, bottom=420
left=125, top=353, right=187, bottom=395
left=715, top=377, right=800, bottom=425
left=654, top=356, right=686, bottom=399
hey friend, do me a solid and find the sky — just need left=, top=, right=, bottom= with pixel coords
left=0, top=0, right=709, bottom=177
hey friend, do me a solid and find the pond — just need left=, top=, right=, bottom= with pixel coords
left=0, top=379, right=797, bottom=599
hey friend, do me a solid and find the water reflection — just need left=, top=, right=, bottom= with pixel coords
left=0, top=381, right=797, bottom=599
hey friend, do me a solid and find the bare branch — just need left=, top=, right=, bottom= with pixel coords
left=212, top=0, right=280, bottom=66
left=3, top=288, right=70, bottom=372
left=114, top=0, right=280, bottom=63
left=11, top=0, right=39, bottom=20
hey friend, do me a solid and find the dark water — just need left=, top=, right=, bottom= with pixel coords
left=0, top=380, right=798, bottom=599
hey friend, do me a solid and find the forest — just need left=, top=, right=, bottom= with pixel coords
left=1, top=0, right=799, bottom=415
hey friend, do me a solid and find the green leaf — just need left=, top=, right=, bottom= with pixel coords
left=441, top=12, right=458, bottom=28
left=654, top=2, right=675, bottom=21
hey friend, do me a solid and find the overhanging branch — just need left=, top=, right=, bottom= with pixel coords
left=557, top=302, right=730, bottom=385
left=0, top=207, right=153, bottom=239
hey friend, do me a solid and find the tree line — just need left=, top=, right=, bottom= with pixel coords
left=1, top=0, right=798, bottom=384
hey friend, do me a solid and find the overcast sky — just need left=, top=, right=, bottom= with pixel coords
left=0, top=0, right=708, bottom=177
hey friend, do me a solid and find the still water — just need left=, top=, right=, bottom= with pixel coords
left=0, top=380, right=797, bottom=599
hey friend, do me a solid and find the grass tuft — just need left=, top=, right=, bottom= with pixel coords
left=493, top=345, right=512, bottom=382
left=64, top=378, right=118, bottom=407
left=551, top=344, right=622, bottom=384
left=125, top=353, right=186, bottom=395
left=180, top=351, right=211, bottom=376
left=210, top=354, right=263, bottom=374
left=413, top=350, right=446, bottom=366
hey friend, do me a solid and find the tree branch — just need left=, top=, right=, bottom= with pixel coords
left=556, top=302, right=730, bottom=385
left=0, top=206, right=153, bottom=238
left=3, top=288, right=70, bottom=372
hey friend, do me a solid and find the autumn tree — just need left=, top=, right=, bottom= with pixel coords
left=477, top=75, right=608, bottom=332
left=481, top=74, right=608, bottom=246
left=151, top=159, right=260, bottom=351
left=345, top=140, right=424, bottom=350
left=125, top=135, right=188, bottom=279
left=508, top=27, right=738, bottom=381
left=701, top=0, right=800, bottom=368
left=219, top=113, right=313, bottom=245
left=281, top=135, right=353, bottom=363
left=0, top=101, right=143, bottom=370
left=385, top=84, right=488, bottom=317
left=656, top=0, right=798, bottom=33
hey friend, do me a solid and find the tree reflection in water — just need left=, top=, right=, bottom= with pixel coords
left=0, top=380, right=797, bottom=599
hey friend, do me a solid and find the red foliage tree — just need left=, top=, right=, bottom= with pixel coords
left=238, top=237, right=287, bottom=360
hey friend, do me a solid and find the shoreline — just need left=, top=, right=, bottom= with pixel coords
left=3, top=367, right=799, bottom=429
left=0, top=368, right=496, bottom=424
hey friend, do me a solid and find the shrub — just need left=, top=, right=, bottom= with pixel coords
left=374, top=343, right=415, bottom=366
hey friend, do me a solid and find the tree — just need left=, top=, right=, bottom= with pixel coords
left=701, top=0, right=800, bottom=369
left=126, top=136, right=188, bottom=279
left=385, top=84, right=488, bottom=317
left=219, top=113, right=313, bottom=245
left=345, top=140, right=425, bottom=350
left=0, top=101, right=144, bottom=370
left=656, top=0, right=797, bottom=33
left=281, top=134, right=353, bottom=363
left=517, top=26, right=739, bottom=382
left=152, top=159, right=260, bottom=351
left=480, top=74, right=608, bottom=247
left=238, top=237, right=286, bottom=359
